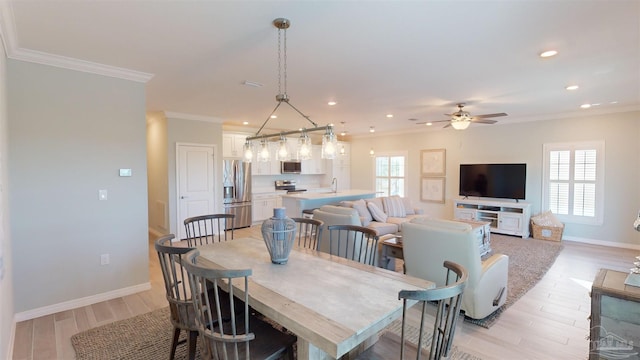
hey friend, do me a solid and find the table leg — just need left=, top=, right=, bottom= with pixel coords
left=297, top=338, right=334, bottom=360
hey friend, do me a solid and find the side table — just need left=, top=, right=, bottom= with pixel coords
left=380, top=236, right=403, bottom=271
left=589, top=268, right=640, bottom=359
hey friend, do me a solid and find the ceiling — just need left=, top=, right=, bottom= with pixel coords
left=1, top=1, right=639, bottom=137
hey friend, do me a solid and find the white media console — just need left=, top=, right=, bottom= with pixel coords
left=454, top=198, right=531, bottom=238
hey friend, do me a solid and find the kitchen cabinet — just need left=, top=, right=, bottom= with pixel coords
left=223, top=133, right=249, bottom=158
left=252, top=193, right=279, bottom=223
left=301, top=145, right=326, bottom=174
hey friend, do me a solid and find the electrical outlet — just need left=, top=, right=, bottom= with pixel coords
left=100, top=253, right=110, bottom=265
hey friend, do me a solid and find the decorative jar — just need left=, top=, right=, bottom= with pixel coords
left=261, top=208, right=296, bottom=264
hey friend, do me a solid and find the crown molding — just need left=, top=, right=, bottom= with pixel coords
left=0, top=2, right=153, bottom=83
left=164, top=111, right=224, bottom=123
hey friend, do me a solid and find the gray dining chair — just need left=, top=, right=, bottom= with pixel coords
left=355, top=261, right=468, bottom=360
left=183, top=213, right=234, bottom=247
left=154, top=234, right=200, bottom=360
left=292, top=217, right=324, bottom=250
left=183, top=249, right=297, bottom=360
left=326, top=224, right=379, bottom=266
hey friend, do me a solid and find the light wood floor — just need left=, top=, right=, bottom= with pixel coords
left=11, top=225, right=638, bottom=360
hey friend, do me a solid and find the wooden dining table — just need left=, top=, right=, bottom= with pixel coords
left=196, top=237, right=434, bottom=360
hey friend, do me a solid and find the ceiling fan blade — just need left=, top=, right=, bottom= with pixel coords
left=415, top=119, right=450, bottom=125
left=470, top=119, right=497, bottom=124
left=474, top=112, right=508, bottom=118
left=443, top=123, right=451, bottom=128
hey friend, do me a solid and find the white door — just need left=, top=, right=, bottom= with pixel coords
left=177, top=144, right=216, bottom=240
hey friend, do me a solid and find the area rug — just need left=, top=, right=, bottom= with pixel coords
left=386, top=319, right=483, bottom=360
left=72, top=307, right=480, bottom=360
left=71, top=307, right=200, bottom=360
left=465, top=233, right=564, bottom=328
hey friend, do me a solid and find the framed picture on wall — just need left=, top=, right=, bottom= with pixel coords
left=421, top=149, right=446, bottom=176
left=421, top=177, right=445, bottom=203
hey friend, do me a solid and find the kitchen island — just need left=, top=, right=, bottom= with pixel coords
left=281, top=189, right=376, bottom=218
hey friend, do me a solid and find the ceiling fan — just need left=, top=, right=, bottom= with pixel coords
left=417, top=103, right=508, bottom=130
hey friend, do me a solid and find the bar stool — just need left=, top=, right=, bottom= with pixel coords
left=302, top=208, right=316, bottom=219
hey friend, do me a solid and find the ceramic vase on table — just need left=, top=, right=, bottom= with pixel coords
left=261, top=207, right=296, bottom=264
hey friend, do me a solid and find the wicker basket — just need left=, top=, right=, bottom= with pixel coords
left=531, top=222, right=564, bottom=242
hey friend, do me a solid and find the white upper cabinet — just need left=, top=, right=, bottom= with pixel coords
left=223, top=133, right=248, bottom=158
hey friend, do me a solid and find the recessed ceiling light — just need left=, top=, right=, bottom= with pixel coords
left=540, top=50, right=558, bottom=58
left=425, top=122, right=433, bottom=126
left=328, top=101, right=337, bottom=106
left=580, top=104, right=592, bottom=109
left=610, top=101, right=618, bottom=104
left=242, top=121, right=249, bottom=125
left=340, top=131, right=347, bottom=136
left=565, top=85, right=579, bottom=91
left=386, top=114, right=393, bottom=118
left=369, top=126, right=375, bottom=133
left=270, top=115, right=277, bottom=119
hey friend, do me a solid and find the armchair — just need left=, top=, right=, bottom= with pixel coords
left=401, top=217, right=508, bottom=320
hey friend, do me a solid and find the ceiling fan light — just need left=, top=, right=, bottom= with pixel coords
left=451, top=120, right=471, bottom=130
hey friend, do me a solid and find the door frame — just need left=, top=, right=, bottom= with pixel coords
left=175, top=142, right=219, bottom=241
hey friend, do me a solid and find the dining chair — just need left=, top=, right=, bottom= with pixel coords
left=183, top=249, right=297, bottom=360
left=184, top=213, right=235, bottom=247
left=326, top=224, right=379, bottom=266
left=292, top=217, right=324, bottom=250
left=355, top=261, right=468, bottom=360
left=154, top=234, right=201, bottom=360
left=155, top=234, right=244, bottom=360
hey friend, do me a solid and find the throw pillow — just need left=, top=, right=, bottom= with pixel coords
left=402, top=197, right=415, bottom=215
left=351, top=199, right=373, bottom=225
left=383, top=196, right=406, bottom=217
left=367, top=201, right=388, bottom=222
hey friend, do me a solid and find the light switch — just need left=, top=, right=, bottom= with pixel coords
left=99, top=189, right=108, bottom=200
left=119, top=168, right=132, bottom=177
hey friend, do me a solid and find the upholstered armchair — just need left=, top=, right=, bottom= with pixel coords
left=402, top=217, right=508, bottom=320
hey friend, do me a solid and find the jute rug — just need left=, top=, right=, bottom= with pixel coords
left=71, top=307, right=481, bottom=359
left=385, top=319, right=482, bottom=360
left=465, top=233, right=564, bottom=328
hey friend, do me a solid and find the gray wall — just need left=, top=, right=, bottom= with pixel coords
left=165, top=115, right=223, bottom=236
left=350, top=111, right=640, bottom=247
left=8, top=60, right=149, bottom=312
left=0, top=39, right=13, bottom=360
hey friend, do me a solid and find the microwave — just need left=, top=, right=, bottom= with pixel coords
left=281, top=161, right=302, bottom=174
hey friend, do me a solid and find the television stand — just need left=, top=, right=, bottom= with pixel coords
left=453, top=198, right=531, bottom=238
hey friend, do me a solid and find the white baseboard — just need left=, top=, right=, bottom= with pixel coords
left=562, top=236, right=640, bottom=251
left=13, top=282, right=151, bottom=322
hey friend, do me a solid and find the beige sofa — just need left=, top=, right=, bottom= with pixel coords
left=313, top=196, right=425, bottom=237
left=402, top=217, right=509, bottom=320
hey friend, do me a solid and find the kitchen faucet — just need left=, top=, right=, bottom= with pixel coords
left=331, top=177, right=338, bottom=193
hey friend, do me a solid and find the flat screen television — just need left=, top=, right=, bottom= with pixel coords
left=459, top=163, right=526, bottom=200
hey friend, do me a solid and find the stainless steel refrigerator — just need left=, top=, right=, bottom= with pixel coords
left=223, top=159, right=252, bottom=229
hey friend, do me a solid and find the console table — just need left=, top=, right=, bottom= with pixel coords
left=589, top=268, right=640, bottom=359
left=454, top=198, right=531, bottom=238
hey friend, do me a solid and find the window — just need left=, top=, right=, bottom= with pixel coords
left=542, top=141, right=604, bottom=225
left=374, top=153, right=406, bottom=197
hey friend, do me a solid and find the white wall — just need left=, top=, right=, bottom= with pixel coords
left=350, top=111, right=640, bottom=247
left=8, top=60, right=149, bottom=313
left=0, top=35, right=14, bottom=360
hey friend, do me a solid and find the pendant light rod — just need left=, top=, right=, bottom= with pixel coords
left=246, top=124, right=333, bottom=142
left=254, top=98, right=319, bottom=137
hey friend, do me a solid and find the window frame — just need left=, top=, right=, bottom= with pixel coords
left=372, top=151, right=408, bottom=197
left=542, top=141, right=605, bottom=225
